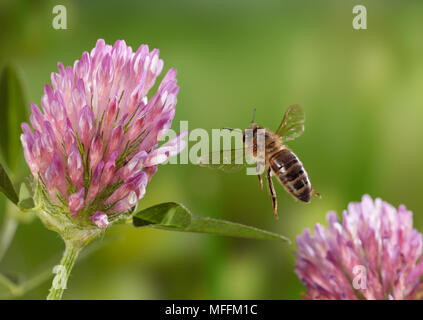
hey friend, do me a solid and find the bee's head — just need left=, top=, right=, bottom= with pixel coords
left=244, top=122, right=259, bottom=144
left=247, top=123, right=258, bottom=130
left=245, top=109, right=258, bottom=140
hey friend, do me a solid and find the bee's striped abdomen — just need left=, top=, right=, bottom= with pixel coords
left=269, top=148, right=312, bottom=202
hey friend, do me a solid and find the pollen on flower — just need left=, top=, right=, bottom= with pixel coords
left=20, top=39, right=188, bottom=229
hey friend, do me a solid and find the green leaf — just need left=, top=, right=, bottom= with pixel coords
left=0, top=65, right=28, bottom=173
left=18, top=182, right=34, bottom=210
left=185, top=217, right=290, bottom=242
left=133, top=202, right=191, bottom=229
left=0, top=162, right=18, bottom=204
left=133, top=202, right=290, bottom=243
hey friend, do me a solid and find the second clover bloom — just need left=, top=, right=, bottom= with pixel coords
left=21, top=39, right=187, bottom=229
left=295, top=195, right=423, bottom=300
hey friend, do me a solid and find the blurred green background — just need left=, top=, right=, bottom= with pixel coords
left=1, top=0, right=423, bottom=299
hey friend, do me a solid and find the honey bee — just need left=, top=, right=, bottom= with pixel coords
left=198, top=104, right=320, bottom=219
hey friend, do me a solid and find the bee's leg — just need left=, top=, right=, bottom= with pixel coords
left=312, top=189, right=321, bottom=198
left=266, top=167, right=279, bottom=220
left=257, top=174, right=263, bottom=190
left=256, top=163, right=263, bottom=189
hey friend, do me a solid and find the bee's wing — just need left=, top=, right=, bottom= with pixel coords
left=196, top=148, right=247, bottom=172
left=275, top=104, right=305, bottom=142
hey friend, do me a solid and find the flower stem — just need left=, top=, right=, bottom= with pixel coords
left=0, top=213, right=18, bottom=263
left=46, top=240, right=81, bottom=300
left=0, top=272, right=21, bottom=296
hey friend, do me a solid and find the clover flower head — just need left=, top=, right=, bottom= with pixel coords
left=21, top=39, right=187, bottom=230
left=295, top=195, right=423, bottom=300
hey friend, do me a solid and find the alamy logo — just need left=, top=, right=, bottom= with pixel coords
left=352, top=265, right=367, bottom=290
left=353, top=5, right=367, bottom=30
left=51, top=265, right=67, bottom=290
left=157, top=122, right=267, bottom=175
left=52, top=5, right=67, bottom=30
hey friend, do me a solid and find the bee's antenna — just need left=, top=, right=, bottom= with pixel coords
left=251, top=108, right=256, bottom=124
left=222, top=127, right=243, bottom=132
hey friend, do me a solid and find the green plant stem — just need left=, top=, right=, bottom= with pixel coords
left=0, top=272, right=21, bottom=296
left=46, top=240, right=81, bottom=300
left=0, top=213, right=18, bottom=262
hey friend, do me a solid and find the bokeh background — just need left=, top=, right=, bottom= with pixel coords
left=1, top=0, right=423, bottom=299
